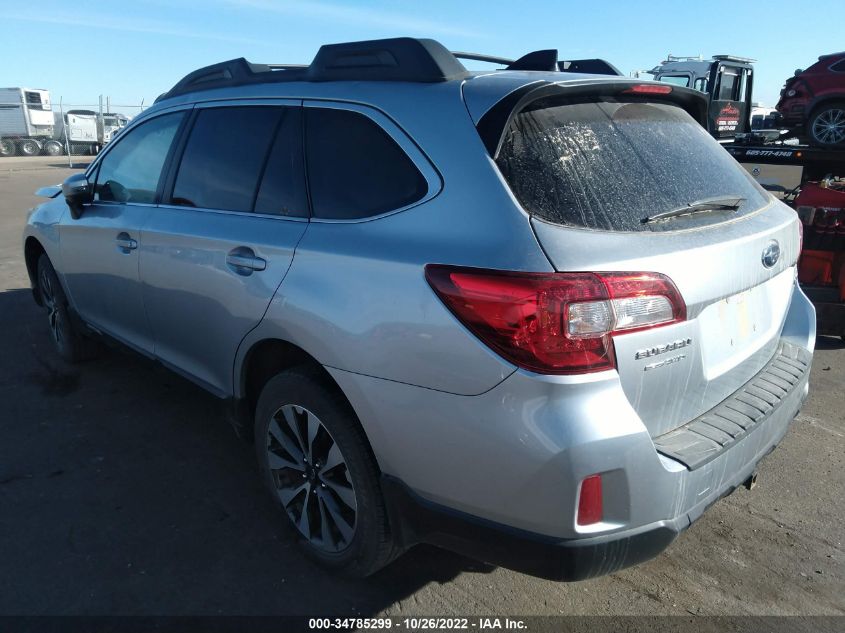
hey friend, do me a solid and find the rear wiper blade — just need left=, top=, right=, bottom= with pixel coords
left=641, top=196, right=745, bottom=224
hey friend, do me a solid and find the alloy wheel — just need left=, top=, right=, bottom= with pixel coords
left=812, top=108, right=845, bottom=145
left=266, top=404, right=357, bottom=552
left=39, top=267, right=64, bottom=346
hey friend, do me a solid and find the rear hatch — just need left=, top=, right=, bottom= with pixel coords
left=487, top=85, right=801, bottom=437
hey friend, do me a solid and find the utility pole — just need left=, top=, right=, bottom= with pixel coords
left=59, top=97, right=72, bottom=168
left=98, top=94, right=104, bottom=153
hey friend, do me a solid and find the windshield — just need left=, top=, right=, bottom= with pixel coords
left=495, top=98, right=767, bottom=232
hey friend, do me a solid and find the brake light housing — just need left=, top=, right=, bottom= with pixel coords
left=622, top=84, right=673, bottom=95
left=425, top=265, right=686, bottom=375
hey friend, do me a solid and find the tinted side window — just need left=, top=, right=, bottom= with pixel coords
left=254, top=108, right=308, bottom=217
left=305, top=108, right=427, bottom=220
left=95, top=112, right=184, bottom=204
left=172, top=107, right=282, bottom=212
left=717, top=71, right=739, bottom=100
left=831, top=59, right=845, bottom=73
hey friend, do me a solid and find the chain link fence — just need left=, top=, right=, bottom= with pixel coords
left=0, top=99, right=147, bottom=160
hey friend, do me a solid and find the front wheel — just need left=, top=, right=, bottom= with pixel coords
left=254, top=369, right=397, bottom=576
left=808, top=102, right=845, bottom=147
left=37, top=254, right=98, bottom=363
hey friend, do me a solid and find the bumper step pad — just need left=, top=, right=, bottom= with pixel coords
left=654, top=341, right=811, bottom=470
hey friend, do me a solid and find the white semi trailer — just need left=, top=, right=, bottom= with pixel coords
left=0, top=87, right=63, bottom=156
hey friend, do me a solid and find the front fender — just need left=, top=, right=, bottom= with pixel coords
left=23, top=197, right=69, bottom=296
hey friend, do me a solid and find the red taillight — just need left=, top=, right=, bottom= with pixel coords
left=577, top=474, right=603, bottom=526
left=622, top=84, right=673, bottom=95
left=425, top=266, right=685, bottom=375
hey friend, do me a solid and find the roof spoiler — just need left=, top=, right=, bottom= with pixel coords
left=476, top=80, right=709, bottom=158
left=156, top=38, right=621, bottom=103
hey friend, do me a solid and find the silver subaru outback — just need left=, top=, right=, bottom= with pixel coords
left=22, top=38, right=815, bottom=580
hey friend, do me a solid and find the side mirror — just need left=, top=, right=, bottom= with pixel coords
left=62, top=173, right=92, bottom=219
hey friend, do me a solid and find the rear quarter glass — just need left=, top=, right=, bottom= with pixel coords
left=495, top=98, right=768, bottom=232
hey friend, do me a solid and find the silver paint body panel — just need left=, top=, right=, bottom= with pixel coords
left=22, top=70, right=815, bottom=540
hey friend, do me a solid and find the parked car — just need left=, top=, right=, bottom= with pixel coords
left=776, top=52, right=845, bottom=147
left=22, top=38, right=815, bottom=581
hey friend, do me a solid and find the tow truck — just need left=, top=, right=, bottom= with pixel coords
left=648, top=54, right=755, bottom=140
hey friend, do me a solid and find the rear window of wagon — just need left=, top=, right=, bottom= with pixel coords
left=495, top=98, right=768, bottom=232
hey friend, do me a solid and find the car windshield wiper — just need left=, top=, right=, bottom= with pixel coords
left=641, top=196, right=745, bottom=225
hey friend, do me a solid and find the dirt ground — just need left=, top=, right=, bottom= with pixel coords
left=0, top=157, right=843, bottom=619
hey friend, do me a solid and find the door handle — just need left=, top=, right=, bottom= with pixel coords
left=226, top=248, right=266, bottom=275
left=116, top=232, right=138, bottom=252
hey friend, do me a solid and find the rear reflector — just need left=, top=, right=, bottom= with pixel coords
left=577, top=474, right=603, bottom=526
left=623, top=84, right=673, bottom=95
left=425, top=266, right=685, bottom=375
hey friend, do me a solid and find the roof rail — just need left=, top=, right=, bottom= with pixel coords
left=156, top=38, right=621, bottom=103
left=453, top=49, right=621, bottom=75
left=156, top=57, right=303, bottom=102
left=306, top=37, right=466, bottom=82
left=156, top=38, right=467, bottom=102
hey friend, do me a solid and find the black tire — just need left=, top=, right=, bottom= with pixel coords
left=37, top=254, right=98, bottom=363
left=18, top=139, right=40, bottom=156
left=254, top=368, right=397, bottom=577
left=807, top=101, right=845, bottom=148
left=43, top=140, right=64, bottom=156
left=0, top=139, right=15, bottom=157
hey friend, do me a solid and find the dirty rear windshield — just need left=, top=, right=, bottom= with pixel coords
left=495, top=98, right=768, bottom=232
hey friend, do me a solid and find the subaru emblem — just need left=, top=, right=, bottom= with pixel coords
left=761, top=240, right=780, bottom=268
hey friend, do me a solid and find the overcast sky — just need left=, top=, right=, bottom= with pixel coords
left=3, top=0, right=841, bottom=115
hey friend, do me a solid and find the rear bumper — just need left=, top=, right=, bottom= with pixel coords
left=330, top=282, right=815, bottom=580
left=381, top=474, right=679, bottom=581
left=381, top=344, right=809, bottom=580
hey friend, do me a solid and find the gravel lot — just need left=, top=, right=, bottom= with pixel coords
left=1, top=157, right=843, bottom=618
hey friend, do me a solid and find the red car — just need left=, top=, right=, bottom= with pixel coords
left=776, top=52, right=845, bottom=147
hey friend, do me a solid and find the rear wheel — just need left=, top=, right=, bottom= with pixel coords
left=0, top=139, right=15, bottom=157
left=255, top=369, right=396, bottom=576
left=18, top=139, right=40, bottom=156
left=37, top=254, right=98, bottom=363
left=808, top=102, right=845, bottom=147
